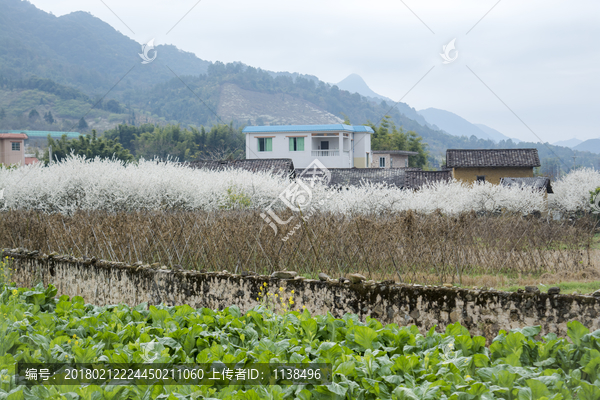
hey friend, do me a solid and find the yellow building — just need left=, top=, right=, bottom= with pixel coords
left=446, top=149, right=540, bottom=185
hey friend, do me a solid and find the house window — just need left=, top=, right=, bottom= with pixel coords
left=379, top=157, right=386, bottom=168
left=320, top=141, right=329, bottom=150
left=257, top=138, right=272, bottom=152
left=476, top=175, right=485, bottom=182
left=289, top=137, right=304, bottom=151
left=11, top=142, right=21, bottom=151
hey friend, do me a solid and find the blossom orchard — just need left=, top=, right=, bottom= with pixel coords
left=0, top=156, right=598, bottom=216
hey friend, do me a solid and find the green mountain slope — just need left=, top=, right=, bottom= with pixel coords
left=1, top=0, right=598, bottom=171
left=573, top=139, right=600, bottom=154
left=0, top=76, right=139, bottom=132
left=0, top=0, right=210, bottom=95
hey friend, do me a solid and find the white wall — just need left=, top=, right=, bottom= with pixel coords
left=0, top=139, right=25, bottom=166
left=245, top=131, right=365, bottom=169
left=353, top=132, right=371, bottom=168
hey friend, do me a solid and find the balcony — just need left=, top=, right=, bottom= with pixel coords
left=312, top=150, right=340, bottom=157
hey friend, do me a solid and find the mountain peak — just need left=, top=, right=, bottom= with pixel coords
left=339, top=73, right=367, bottom=85
left=336, top=74, right=386, bottom=100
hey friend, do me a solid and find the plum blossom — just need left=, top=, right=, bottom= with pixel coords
left=0, top=155, right=590, bottom=216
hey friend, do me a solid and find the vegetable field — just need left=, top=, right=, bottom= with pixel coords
left=1, top=283, right=600, bottom=399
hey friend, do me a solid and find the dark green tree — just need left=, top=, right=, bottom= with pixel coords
left=78, top=117, right=88, bottom=130
left=105, top=99, right=122, bottom=113
left=368, top=116, right=429, bottom=168
left=28, top=109, right=40, bottom=120
left=103, top=123, right=154, bottom=152
left=42, top=130, right=134, bottom=163
left=103, top=123, right=244, bottom=161
left=44, top=111, right=55, bottom=124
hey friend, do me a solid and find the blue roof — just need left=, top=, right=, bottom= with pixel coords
left=242, top=124, right=374, bottom=134
left=0, top=130, right=82, bottom=139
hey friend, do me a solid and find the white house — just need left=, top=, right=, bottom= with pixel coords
left=243, top=124, right=373, bottom=169
left=370, top=150, right=418, bottom=169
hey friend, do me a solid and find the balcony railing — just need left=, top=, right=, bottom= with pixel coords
left=312, top=150, right=339, bottom=157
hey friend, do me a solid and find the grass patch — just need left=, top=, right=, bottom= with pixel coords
left=501, top=280, right=600, bottom=295
left=591, top=233, right=600, bottom=250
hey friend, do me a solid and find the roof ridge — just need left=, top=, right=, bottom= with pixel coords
left=447, top=148, right=539, bottom=151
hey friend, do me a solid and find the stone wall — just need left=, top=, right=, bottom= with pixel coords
left=4, top=249, right=599, bottom=341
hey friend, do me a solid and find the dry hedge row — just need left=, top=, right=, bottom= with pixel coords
left=0, top=210, right=595, bottom=284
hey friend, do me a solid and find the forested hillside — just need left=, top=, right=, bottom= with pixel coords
left=0, top=0, right=597, bottom=172
left=0, top=0, right=210, bottom=93
left=0, top=76, right=138, bottom=132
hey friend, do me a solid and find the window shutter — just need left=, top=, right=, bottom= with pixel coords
left=298, top=137, right=304, bottom=151
left=289, top=138, right=294, bottom=151
left=266, top=138, right=272, bottom=151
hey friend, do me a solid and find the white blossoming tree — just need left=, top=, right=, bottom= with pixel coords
left=0, top=156, right=596, bottom=217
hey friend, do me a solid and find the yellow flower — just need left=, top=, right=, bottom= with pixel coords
left=279, top=287, right=284, bottom=292
left=72, top=334, right=76, bottom=338
left=256, top=298, right=259, bottom=301
left=291, top=290, right=294, bottom=294
left=448, top=343, right=454, bottom=348
left=68, top=340, right=71, bottom=344
left=465, top=375, right=471, bottom=379
left=290, top=300, right=294, bottom=305
left=302, top=305, right=306, bottom=309
left=263, top=282, right=267, bottom=287
left=12, top=289, right=17, bottom=296
left=75, top=341, right=79, bottom=345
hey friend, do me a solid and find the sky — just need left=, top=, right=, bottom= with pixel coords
left=27, top=0, right=600, bottom=143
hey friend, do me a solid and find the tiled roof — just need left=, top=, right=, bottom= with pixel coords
left=187, top=158, right=295, bottom=177
left=500, top=177, right=553, bottom=193
left=242, top=124, right=374, bottom=134
left=404, top=170, right=453, bottom=190
left=295, top=168, right=412, bottom=188
left=372, top=150, right=419, bottom=156
left=446, top=149, right=540, bottom=168
left=294, top=168, right=450, bottom=189
left=0, top=133, right=28, bottom=140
